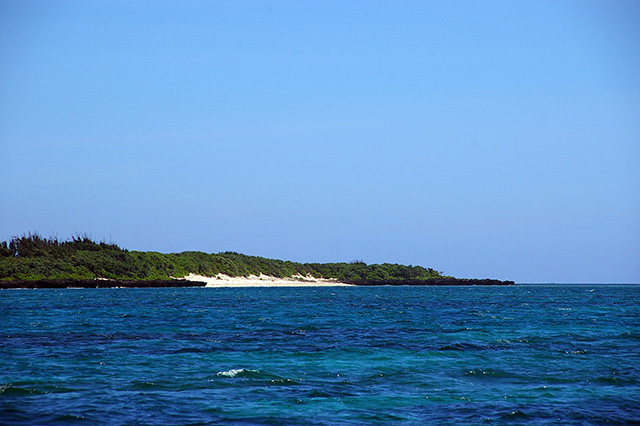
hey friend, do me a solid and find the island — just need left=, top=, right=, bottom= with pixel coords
left=0, top=233, right=514, bottom=288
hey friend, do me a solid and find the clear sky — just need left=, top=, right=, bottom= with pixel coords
left=1, top=0, right=639, bottom=283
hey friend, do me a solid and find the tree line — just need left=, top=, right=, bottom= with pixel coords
left=0, top=233, right=443, bottom=283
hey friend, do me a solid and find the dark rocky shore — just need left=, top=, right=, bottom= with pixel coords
left=0, top=279, right=207, bottom=289
left=344, top=277, right=515, bottom=286
left=0, top=277, right=513, bottom=289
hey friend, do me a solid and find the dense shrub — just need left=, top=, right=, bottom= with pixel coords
left=0, top=233, right=443, bottom=282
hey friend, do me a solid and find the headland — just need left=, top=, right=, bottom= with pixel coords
left=0, top=233, right=514, bottom=288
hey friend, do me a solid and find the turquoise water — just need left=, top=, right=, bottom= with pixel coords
left=1, top=285, right=639, bottom=425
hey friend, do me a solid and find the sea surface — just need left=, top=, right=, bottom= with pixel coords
left=1, top=285, right=639, bottom=425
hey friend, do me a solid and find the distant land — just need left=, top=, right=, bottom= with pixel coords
left=0, top=233, right=514, bottom=288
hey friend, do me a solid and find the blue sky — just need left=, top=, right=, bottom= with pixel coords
left=1, top=1, right=638, bottom=283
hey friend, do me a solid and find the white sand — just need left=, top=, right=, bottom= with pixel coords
left=178, top=273, right=352, bottom=287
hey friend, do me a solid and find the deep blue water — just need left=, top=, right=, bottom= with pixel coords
left=1, top=285, right=639, bottom=425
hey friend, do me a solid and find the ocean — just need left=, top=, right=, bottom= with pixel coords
left=1, top=285, right=639, bottom=425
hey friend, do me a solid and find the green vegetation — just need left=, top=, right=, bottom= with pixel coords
left=0, top=233, right=443, bottom=282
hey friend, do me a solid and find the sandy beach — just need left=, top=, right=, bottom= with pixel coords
left=179, top=273, right=352, bottom=287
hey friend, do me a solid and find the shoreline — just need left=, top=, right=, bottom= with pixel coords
left=178, top=273, right=353, bottom=287
left=0, top=276, right=514, bottom=289
left=0, top=279, right=206, bottom=289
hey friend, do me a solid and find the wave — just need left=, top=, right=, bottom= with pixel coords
left=464, top=368, right=517, bottom=380
left=499, top=410, right=532, bottom=420
left=216, top=368, right=259, bottom=378
left=0, top=383, right=77, bottom=396
left=438, top=342, right=491, bottom=351
left=0, top=383, right=43, bottom=397
left=214, top=368, right=302, bottom=387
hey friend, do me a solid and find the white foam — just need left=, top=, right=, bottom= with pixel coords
left=216, top=368, right=256, bottom=378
